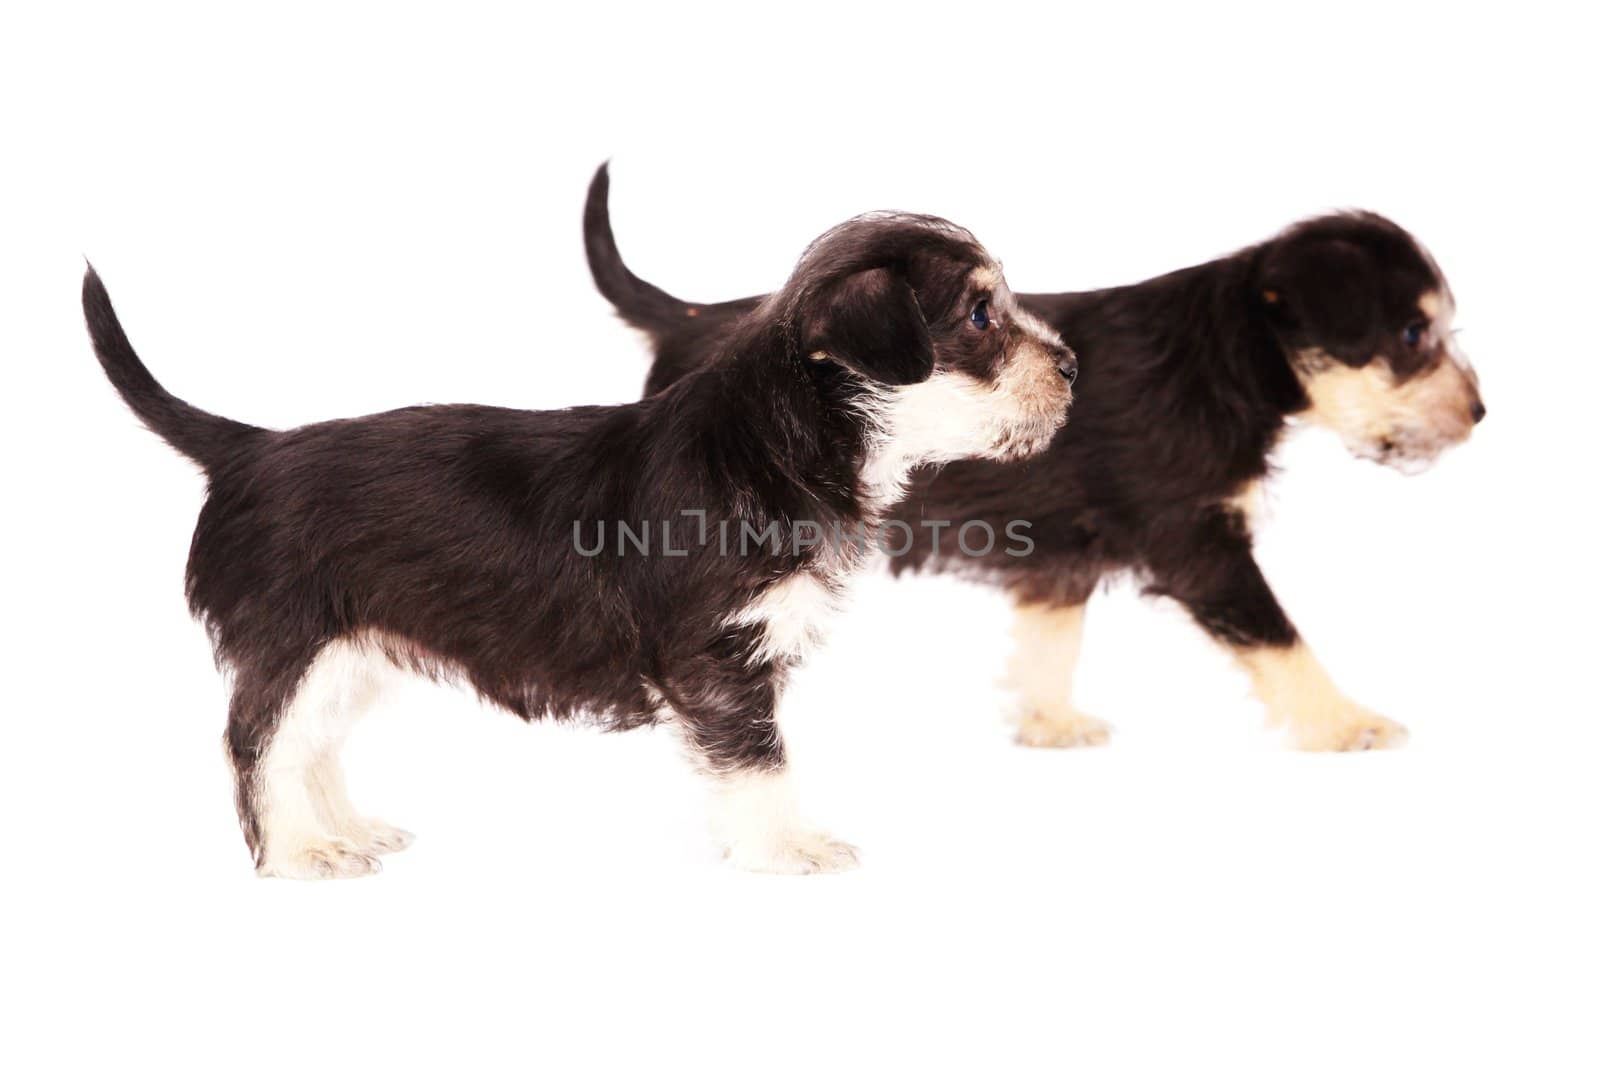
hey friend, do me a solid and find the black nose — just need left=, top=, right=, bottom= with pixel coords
left=1470, top=401, right=1487, bottom=424
left=1057, top=350, right=1078, bottom=386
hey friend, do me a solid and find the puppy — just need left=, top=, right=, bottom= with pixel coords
left=83, top=214, right=1074, bottom=878
left=584, top=164, right=1485, bottom=752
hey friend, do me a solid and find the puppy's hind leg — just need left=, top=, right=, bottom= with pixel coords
left=234, top=637, right=406, bottom=879
left=667, top=669, right=858, bottom=875
left=307, top=755, right=415, bottom=857
left=295, top=642, right=414, bottom=856
left=1005, top=598, right=1112, bottom=748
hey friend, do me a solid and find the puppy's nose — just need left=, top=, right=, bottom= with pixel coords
left=1056, top=349, right=1078, bottom=386
left=1470, top=400, right=1487, bottom=424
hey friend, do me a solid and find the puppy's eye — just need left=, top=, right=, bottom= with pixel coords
left=1402, top=322, right=1427, bottom=347
left=970, top=300, right=990, bottom=331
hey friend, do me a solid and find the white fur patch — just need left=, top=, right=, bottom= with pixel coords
left=730, top=571, right=843, bottom=664
left=708, top=767, right=859, bottom=874
left=858, top=354, right=1069, bottom=510
left=857, top=372, right=1010, bottom=507
left=254, top=636, right=413, bottom=879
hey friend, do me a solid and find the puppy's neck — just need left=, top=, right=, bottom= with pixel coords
left=852, top=375, right=984, bottom=517
left=853, top=384, right=922, bottom=515
left=681, top=332, right=878, bottom=517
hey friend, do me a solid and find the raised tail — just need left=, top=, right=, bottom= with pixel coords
left=82, top=266, right=265, bottom=470
left=583, top=162, right=699, bottom=335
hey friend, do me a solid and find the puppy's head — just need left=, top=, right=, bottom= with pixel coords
left=1257, top=212, right=1484, bottom=473
left=783, top=213, right=1075, bottom=469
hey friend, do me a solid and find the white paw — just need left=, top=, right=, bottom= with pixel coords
left=1290, top=711, right=1410, bottom=752
left=725, top=831, right=861, bottom=875
left=258, top=839, right=383, bottom=880
left=1014, top=708, right=1113, bottom=749
left=348, top=818, right=415, bottom=854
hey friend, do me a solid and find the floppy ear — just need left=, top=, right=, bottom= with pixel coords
left=802, top=266, right=934, bottom=386
left=1260, top=238, right=1381, bottom=364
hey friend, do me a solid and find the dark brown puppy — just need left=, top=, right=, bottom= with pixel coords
left=84, top=215, right=1074, bottom=878
left=584, top=164, right=1485, bottom=752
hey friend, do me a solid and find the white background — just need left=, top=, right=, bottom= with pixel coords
left=3, top=2, right=1596, bottom=1063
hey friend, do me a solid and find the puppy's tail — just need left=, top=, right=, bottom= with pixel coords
left=584, top=162, right=696, bottom=336
left=82, top=266, right=265, bottom=470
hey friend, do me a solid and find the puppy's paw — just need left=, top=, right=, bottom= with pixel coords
left=258, top=839, right=383, bottom=880
left=349, top=818, right=415, bottom=855
left=1291, top=710, right=1410, bottom=753
left=725, top=831, right=861, bottom=875
left=1014, top=708, right=1112, bottom=749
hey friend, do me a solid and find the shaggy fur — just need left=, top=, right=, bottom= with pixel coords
left=83, top=214, right=1074, bottom=877
left=583, top=164, right=1486, bottom=751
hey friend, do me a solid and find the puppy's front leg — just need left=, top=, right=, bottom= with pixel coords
left=1152, top=513, right=1408, bottom=752
left=1005, top=598, right=1113, bottom=748
left=1233, top=641, right=1408, bottom=752
left=665, top=669, right=858, bottom=874
left=708, top=763, right=859, bottom=875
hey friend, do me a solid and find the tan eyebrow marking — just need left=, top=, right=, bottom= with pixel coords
left=970, top=264, right=1002, bottom=290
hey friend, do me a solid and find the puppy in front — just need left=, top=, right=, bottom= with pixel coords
left=83, top=215, right=1075, bottom=878
left=584, top=165, right=1485, bottom=752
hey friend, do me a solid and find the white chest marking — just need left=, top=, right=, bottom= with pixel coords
left=729, top=572, right=843, bottom=664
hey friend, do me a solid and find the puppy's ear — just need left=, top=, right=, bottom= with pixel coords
left=803, top=267, right=934, bottom=386
left=1260, top=238, right=1381, bottom=364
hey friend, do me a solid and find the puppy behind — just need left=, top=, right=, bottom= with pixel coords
left=84, top=212, right=1074, bottom=878
left=583, top=165, right=1485, bottom=752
